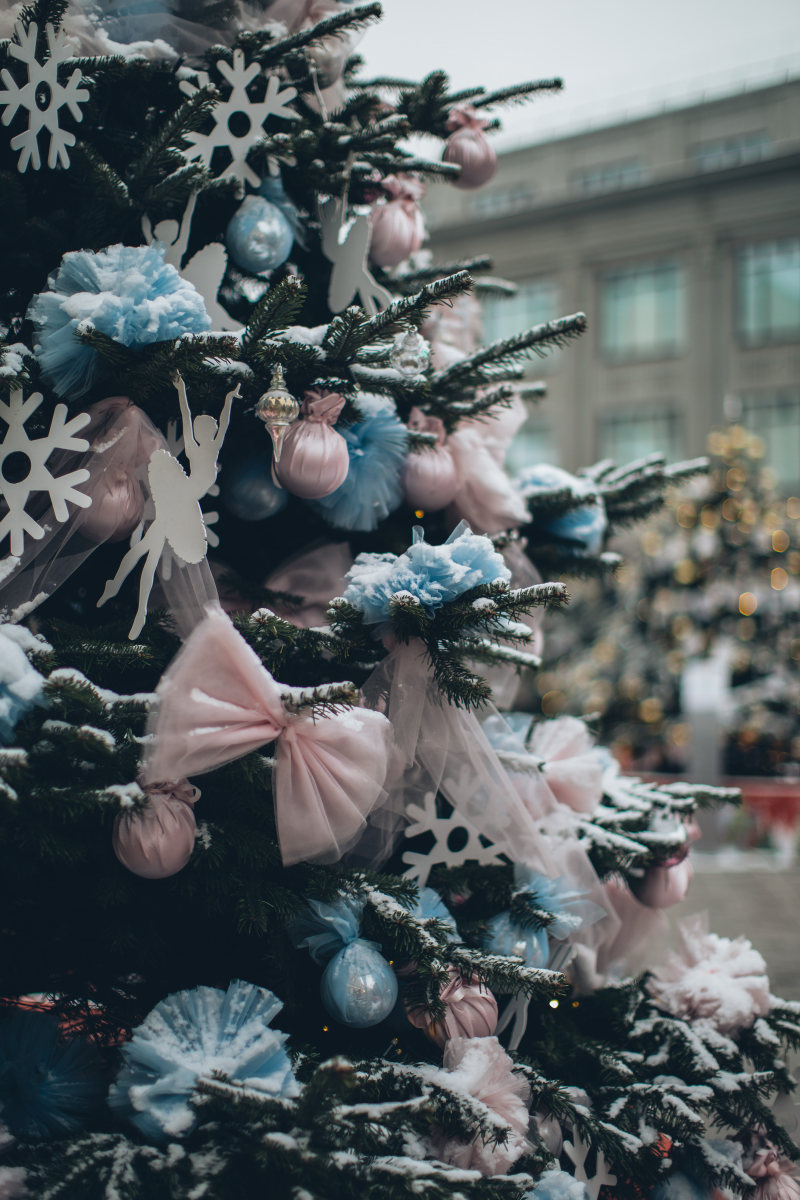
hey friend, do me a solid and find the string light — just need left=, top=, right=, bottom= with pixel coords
left=549, top=999, right=559, bottom=1009
left=772, top=530, right=790, bottom=552
left=414, top=509, right=424, bottom=519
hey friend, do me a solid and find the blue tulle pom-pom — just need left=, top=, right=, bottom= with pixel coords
left=28, top=243, right=211, bottom=399
left=0, top=1012, right=104, bottom=1139
left=343, top=521, right=511, bottom=625
left=516, top=463, right=607, bottom=555
left=312, top=396, right=407, bottom=531
left=108, top=980, right=298, bottom=1142
left=526, top=1168, right=591, bottom=1200
left=0, top=625, right=44, bottom=743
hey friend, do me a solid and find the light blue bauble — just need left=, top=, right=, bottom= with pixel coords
left=226, top=195, right=294, bottom=275
left=321, top=940, right=398, bottom=1028
left=517, top=463, right=607, bottom=556
left=222, top=454, right=288, bottom=521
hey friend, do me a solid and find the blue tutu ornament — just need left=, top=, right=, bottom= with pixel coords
left=517, top=463, right=607, bottom=555
left=28, top=243, right=211, bottom=400
left=312, top=396, right=407, bottom=532
left=0, top=1012, right=104, bottom=1139
left=343, top=521, right=510, bottom=626
left=487, top=869, right=605, bottom=968
left=526, top=1169, right=591, bottom=1200
left=291, top=897, right=398, bottom=1028
left=0, top=625, right=44, bottom=743
left=108, top=980, right=298, bottom=1142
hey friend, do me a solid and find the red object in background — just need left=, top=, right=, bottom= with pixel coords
left=0, top=993, right=127, bottom=1046
left=730, top=776, right=800, bottom=835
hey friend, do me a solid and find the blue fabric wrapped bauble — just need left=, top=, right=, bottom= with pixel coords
left=221, top=453, right=288, bottom=521
left=312, top=396, right=407, bottom=532
left=291, top=897, right=398, bottom=1028
left=0, top=625, right=44, bottom=743
left=652, top=1173, right=709, bottom=1200
left=0, top=1012, right=104, bottom=1139
left=516, top=463, right=607, bottom=555
left=108, top=980, right=298, bottom=1142
left=526, top=1169, right=591, bottom=1200
left=28, top=243, right=211, bottom=400
left=226, top=195, right=294, bottom=276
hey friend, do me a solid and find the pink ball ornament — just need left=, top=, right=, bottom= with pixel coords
left=403, top=408, right=461, bottom=512
left=442, top=105, right=497, bottom=190
left=112, top=780, right=199, bottom=880
left=369, top=175, right=426, bottom=268
left=631, top=854, right=693, bottom=909
left=274, top=388, right=349, bottom=499
left=405, top=967, right=498, bottom=1048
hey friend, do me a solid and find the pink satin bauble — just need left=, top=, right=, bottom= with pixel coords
left=369, top=175, right=426, bottom=268
left=443, top=127, right=497, bottom=189
left=275, top=388, right=349, bottom=499
left=630, top=855, right=693, bottom=909
left=403, top=408, right=461, bottom=512
left=405, top=967, right=498, bottom=1047
left=78, top=465, right=144, bottom=543
left=112, top=781, right=199, bottom=879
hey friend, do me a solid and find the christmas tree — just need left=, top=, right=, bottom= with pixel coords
left=0, top=3, right=798, bottom=1197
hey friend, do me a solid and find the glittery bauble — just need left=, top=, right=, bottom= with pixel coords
left=405, top=967, right=498, bottom=1047
left=78, top=466, right=144, bottom=543
left=389, top=330, right=430, bottom=376
left=256, top=364, right=300, bottom=463
left=222, top=453, right=288, bottom=521
left=320, top=941, right=398, bottom=1028
left=225, top=195, right=294, bottom=276
left=112, top=783, right=199, bottom=879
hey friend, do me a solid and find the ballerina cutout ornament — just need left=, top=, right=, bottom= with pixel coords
left=98, top=377, right=239, bottom=640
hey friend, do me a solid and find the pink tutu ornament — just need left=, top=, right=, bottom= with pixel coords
left=274, top=388, right=349, bottom=499
left=112, top=780, right=199, bottom=879
left=405, top=967, right=498, bottom=1047
left=369, top=174, right=426, bottom=268
left=442, top=105, right=497, bottom=190
left=403, top=408, right=461, bottom=512
left=631, top=853, right=693, bottom=909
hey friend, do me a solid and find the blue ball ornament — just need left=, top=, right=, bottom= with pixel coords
left=0, top=1012, right=104, bottom=1139
left=222, top=454, right=288, bottom=521
left=321, top=940, right=399, bottom=1028
left=226, top=195, right=294, bottom=276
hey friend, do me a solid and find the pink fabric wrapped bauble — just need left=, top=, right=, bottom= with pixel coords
left=631, top=854, right=693, bottom=909
left=369, top=175, right=426, bottom=268
left=406, top=967, right=498, bottom=1048
left=79, top=464, right=144, bottom=543
left=112, top=780, right=199, bottom=879
left=274, top=388, right=349, bottom=499
left=442, top=105, right=497, bottom=190
left=403, top=408, right=461, bottom=512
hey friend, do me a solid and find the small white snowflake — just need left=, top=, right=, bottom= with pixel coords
left=0, top=19, right=89, bottom=172
left=0, top=389, right=92, bottom=556
left=179, top=50, right=297, bottom=190
left=401, top=791, right=505, bottom=886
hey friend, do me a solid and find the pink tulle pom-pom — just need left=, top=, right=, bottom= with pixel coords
left=369, top=175, right=426, bottom=268
left=631, top=855, right=693, bottom=909
left=442, top=106, right=497, bottom=190
left=112, top=780, right=199, bottom=879
left=275, top=388, right=349, bottom=499
left=406, top=967, right=498, bottom=1047
left=403, top=408, right=461, bottom=512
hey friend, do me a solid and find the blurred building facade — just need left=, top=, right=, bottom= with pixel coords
left=423, top=79, right=800, bottom=485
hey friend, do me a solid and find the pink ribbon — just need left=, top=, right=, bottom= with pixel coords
left=143, top=606, right=392, bottom=866
left=446, top=104, right=490, bottom=132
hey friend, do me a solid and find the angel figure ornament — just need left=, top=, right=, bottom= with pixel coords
left=319, top=195, right=392, bottom=315
left=97, top=377, right=239, bottom=640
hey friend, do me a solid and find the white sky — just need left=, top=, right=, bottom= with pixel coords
left=360, top=0, right=800, bottom=145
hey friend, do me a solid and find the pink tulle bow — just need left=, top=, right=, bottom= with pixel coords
left=143, top=606, right=392, bottom=866
left=528, top=716, right=604, bottom=815
left=445, top=104, right=491, bottom=132
left=403, top=408, right=461, bottom=512
left=275, top=389, right=349, bottom=499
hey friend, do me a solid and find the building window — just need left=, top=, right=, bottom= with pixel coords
left=506, top=415, right=555, bottom=476
left=571, top=158, right=648, bottom=197
left=600, top=260, right=685, bottom=362
left=690, top=131, right=770, bottom=173
left=740, top=391, right=800, bottom=490
left=596, top=408, right=683, bottom=466
left=481, top=279, right=558, bottom=345
left=465, top=183, right=535, bottom=220
left=736, top=239, right=800, bottom=347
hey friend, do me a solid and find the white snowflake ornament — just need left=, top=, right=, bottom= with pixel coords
left=401, top=790, right=505, bottom=886
left=0, top=389, right=91, bottom=557
left=0, top=20, right=89, bottom=172
left=179, top=51, right=297, bottom=191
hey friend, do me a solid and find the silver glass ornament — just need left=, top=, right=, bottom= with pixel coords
left=390, top=330, right=430, bottom=376
left=255, top=365, right=299, bottom=463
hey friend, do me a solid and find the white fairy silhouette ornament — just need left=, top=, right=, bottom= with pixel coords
left=319, top=196, right=392, bottom=316
left=98, top=376, right=239, bottom=640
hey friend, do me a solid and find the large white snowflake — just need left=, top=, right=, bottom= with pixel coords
left=179, top=50, right=297, bottom=190
left=402, top=791, right=505, bottom=886
left=0, top=390, right=91, bottom=557
left=0, top=20, right=89, bottom=172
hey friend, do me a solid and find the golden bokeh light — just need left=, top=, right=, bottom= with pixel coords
left=772, top=529, right=790, bottom=552
left=738, top=592, right=757, bottom=616
left=771, top=567, right=789, bottom=591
